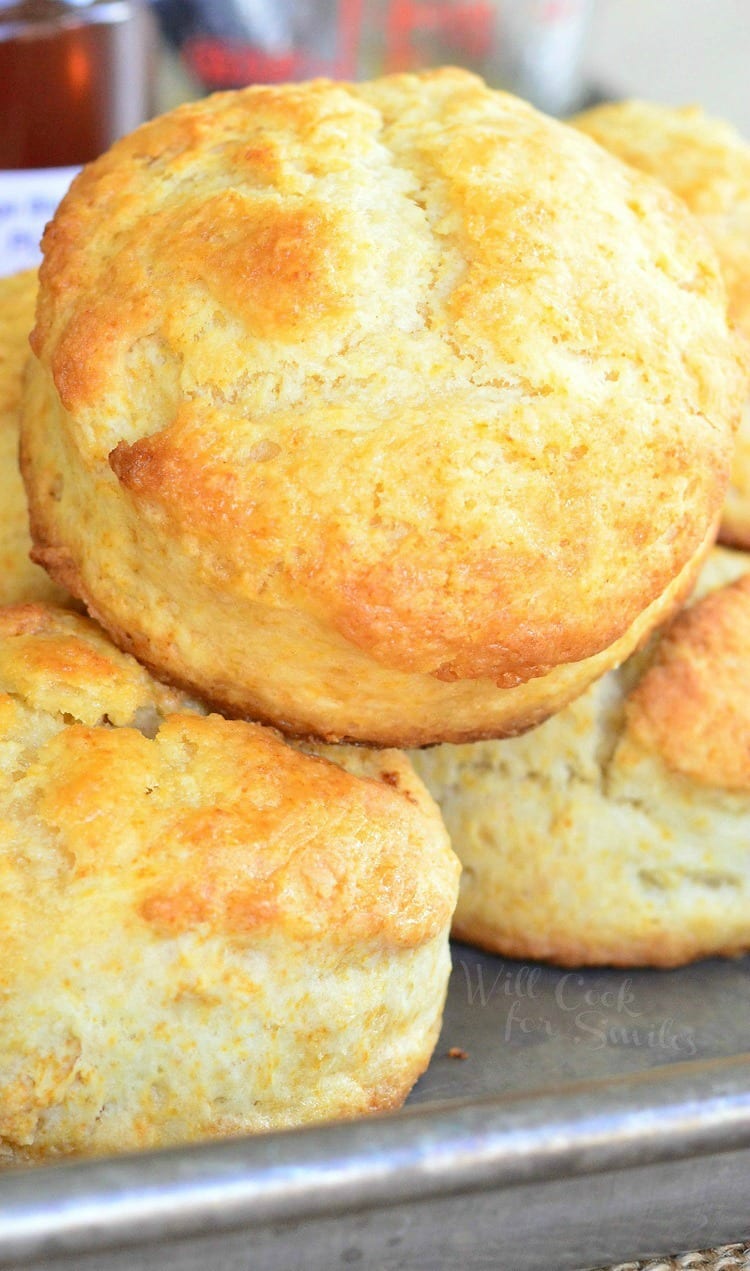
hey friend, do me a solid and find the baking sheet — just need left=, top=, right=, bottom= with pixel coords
left=422, top=942, right=750, bottom=1099
left=2, top=943, right=750, bottom=1271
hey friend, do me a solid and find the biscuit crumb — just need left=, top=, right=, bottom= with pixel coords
left=447, top=1046, right=469, bottom=1060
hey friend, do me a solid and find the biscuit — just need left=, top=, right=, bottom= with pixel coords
left=572, top=100, right=750, bottom=549
left=0, top=271, right=69, bottom=606
left=411, top=548, right=750, bottom=968
left=22, top=71, right=747, bottom=746
left=0, top=603, right=458, bottom=1164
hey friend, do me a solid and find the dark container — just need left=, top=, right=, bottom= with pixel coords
left=0, top=0, right=155, bottom=169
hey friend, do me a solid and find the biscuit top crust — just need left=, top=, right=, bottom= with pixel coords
left=573, top=100, right=750, bottom=340
left=0, top=601, right=188, bottom=725
left=0, top=604, right=455, bottom=946
left=624, top=572, right=750, bottom=790
left=31, top=71, right=748, bottom=685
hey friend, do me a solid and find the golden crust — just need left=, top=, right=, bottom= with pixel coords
left=572, top=100, right=750, bottom=338
left=411, top=547, right=750, bottom=967
left=0, top=600, right=186, bottom=724
left=572, top=100, right=750, bottom=549
left=0, top=602, right=458, bottom=1162
left=624, top=573, right=750, bottom=790
left=0, top=271, right=70, bottom=607
left=22, top=71, right=747, bottom=744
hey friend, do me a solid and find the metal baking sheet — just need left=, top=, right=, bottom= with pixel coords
left=2, top=943, right=750, bottom=1271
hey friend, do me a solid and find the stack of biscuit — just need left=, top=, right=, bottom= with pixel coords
left=2, top=70, right=749, bottom=1164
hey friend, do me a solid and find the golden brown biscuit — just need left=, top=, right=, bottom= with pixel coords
left=572, top=100, right=750, bottom=549
left=411, top=548, right=750, bottom=968
left=0, top=603, right=458, bottom=1165
left=22, top=71, right=747, bottom=746
left=0, top=270, right=69, bottom=606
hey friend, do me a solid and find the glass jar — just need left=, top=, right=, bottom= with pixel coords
left=0, top=0, right=155, bottom=273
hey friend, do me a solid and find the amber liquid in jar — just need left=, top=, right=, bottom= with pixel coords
left=0, top=0, right=154, bottom=168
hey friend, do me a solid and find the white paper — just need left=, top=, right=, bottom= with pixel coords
left=0, top=167, right=80, bottom=277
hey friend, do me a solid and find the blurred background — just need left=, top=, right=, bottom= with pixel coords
left=153, top=0, right=750, bottom=134
left=584, top=0, right=750, bottom=134
left=1, top=0, right=749, bottom=275
left=148, top=0, right=750, bottom=128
